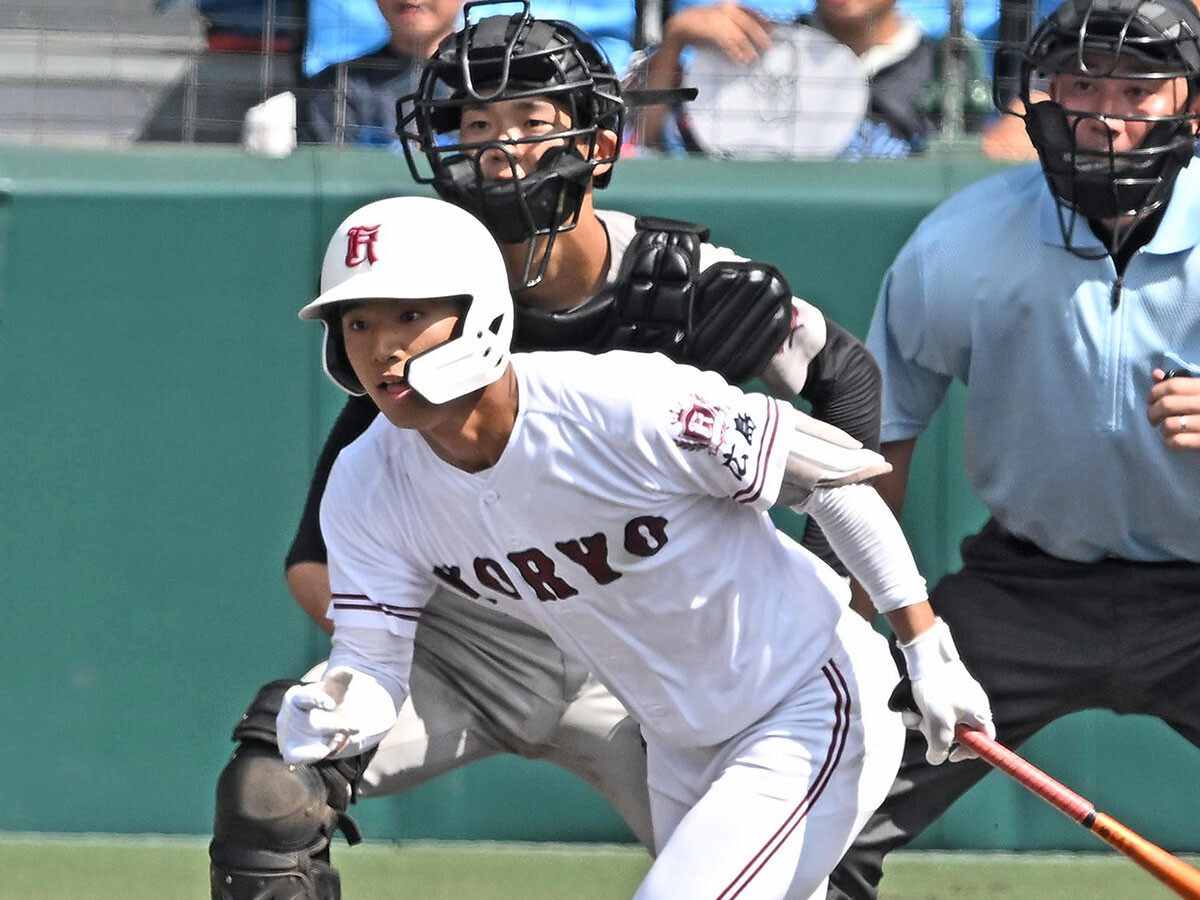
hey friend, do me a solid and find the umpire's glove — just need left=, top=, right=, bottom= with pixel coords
left=895, top=618, right=994, bottom=765
left=276, top=666, right=397, bottom=765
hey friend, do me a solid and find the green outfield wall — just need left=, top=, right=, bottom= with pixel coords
left=1, top=144, right=1195, bottom=851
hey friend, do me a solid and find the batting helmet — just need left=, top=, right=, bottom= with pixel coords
left=395, top=0, right=624, bottom=287
left=1019, top=0, right=1200, bottom=255
left=299, top=196, right=514, bottom=405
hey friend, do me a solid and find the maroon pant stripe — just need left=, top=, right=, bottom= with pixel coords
left=714, top=661, right=852, bottom=899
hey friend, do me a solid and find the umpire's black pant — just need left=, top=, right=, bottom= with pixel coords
left=827, top=518, right=1200, bottom=900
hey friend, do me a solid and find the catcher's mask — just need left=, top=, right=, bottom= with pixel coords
left=299, top=196, right=514, bottom=405
left=396, top=0, right=625, bottom=289
left=1012, top=0, right=1200, bottom=258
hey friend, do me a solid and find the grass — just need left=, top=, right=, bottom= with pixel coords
left=1, top=833, right=1198, bottom=900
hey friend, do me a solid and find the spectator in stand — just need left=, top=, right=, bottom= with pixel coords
left=639, top=0, right=989, bottom=157
left=299, top=0, right=644, bottom=146
left=663, top=0, right=1004, bottom=40
left=298, top=0, right=464, bottom=145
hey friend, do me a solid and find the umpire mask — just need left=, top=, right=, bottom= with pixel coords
left=396, top=1, right=625, bottom=288
left=1018, top=0, right=1200, bottom=257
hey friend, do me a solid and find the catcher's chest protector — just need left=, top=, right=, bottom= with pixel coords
left=513, top=216, right=792, bottom=384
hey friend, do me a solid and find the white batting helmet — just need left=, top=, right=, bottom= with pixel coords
left=299, top=195, right=514, bottom=404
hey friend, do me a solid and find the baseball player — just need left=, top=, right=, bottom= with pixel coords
left=277, top=194, right=993, bottom=900
left=827, top=0, right=1200, bottom=896
left=210, top=7, right=886, bottom=898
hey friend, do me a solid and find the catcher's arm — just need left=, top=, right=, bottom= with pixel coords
left=752, top=297, right=883, bottom=576
left=285, top=393, right=379, bottom=632
left=792, top=318, right=883, bottom=576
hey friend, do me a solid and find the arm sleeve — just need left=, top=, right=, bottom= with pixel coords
left=760, top=302, right=882, bottom=574
left=799, top=482, right=928, bottom=613
left=795, top=316, right=883, bottom=574
left=327, top=625, right=415, bottom=713
left=285, top=395, right=379, bottom=570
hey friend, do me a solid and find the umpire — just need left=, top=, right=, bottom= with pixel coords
left=828, top=0, right=1200, bottom=896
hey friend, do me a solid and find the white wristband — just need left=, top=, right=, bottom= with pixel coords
left=897, top=617, right=960, bottom=681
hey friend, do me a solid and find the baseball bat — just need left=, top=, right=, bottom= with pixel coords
left=956, top=725, right=1200, bottom=900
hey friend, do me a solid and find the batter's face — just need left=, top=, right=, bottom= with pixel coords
left=340, top=298, right=463, bottom=428
left=1051, top=56, right=1197, bottom=153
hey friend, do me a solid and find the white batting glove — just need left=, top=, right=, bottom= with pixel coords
left=276, top=666, right=398, bottom=765
left=898, top=619, right=994, bottom=766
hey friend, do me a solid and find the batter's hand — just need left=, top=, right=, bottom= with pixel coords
left=1146, top=368, right=1200, bottom=451
left=896, top=619, right=994, bottom=765
left=663, top=2, right=773, bottom=65
left=276, top=667, right=397, bottom=765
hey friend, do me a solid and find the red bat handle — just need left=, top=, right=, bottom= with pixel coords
left=954, top=726, right=1094, bottom=823
left=956, top=726, right=1200, bottom=900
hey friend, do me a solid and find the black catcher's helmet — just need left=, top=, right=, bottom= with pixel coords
left=1015, top=0, right=1200, bottom=257
left=396, top=0, right=625, bottom=288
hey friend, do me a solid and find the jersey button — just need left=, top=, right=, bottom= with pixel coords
left=483, top=490, right=498, bottom=503
left=648, top=705, right=667, bottom=718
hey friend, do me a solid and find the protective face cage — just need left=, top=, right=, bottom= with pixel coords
left=1006, top=0, right=1200, bottom=258
left=396, top=0, right=626, bottom=289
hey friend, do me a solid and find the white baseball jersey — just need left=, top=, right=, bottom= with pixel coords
left=322, top=349, right=853, bottom=749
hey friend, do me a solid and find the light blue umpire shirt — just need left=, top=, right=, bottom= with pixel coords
left=868, top=161, right=1200, bottom=563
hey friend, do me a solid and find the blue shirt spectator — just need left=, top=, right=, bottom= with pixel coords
left=306, top=0, right=391, bottom=76
left=641, top=0, right=989, bottom=157
left=300, top=0, right=463, bottom=145
left=305, top=0, right=638, bottom=79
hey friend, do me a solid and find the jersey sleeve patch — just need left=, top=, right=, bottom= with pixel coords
left=667, top=390, right=792, bottom=510
left=670, top=394, right=730, bottom=451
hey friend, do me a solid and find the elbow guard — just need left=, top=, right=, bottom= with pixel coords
left=779, top=410, right=891, bottom=507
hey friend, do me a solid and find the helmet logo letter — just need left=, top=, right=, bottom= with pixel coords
left=345, top=225, right=381, bottom=267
